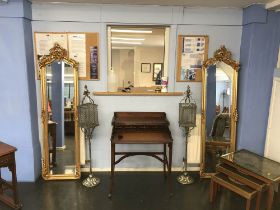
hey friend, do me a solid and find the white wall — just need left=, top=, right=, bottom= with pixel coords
left=111, top=49, right=134, bottom=90
left=134, top=46, right=164, bottom=87
left=32, top=3, right=242, bottom=171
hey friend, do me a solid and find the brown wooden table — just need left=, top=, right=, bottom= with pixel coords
left=220, top=149, right=280, bottom=210
left=0, top=141, right=22, bottom=209
left=109, top=112, right=173, bottom=198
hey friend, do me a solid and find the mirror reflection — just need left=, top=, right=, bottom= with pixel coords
left=204, top=62, right=233, bottom=173
left=46, top=62, right=76, bottom=175
left=108, top=26, right=169, bottom=92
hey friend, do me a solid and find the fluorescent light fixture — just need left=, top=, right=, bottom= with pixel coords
left=0, top=0, right=8, bottom=4
left=112, top=46, right=135, bottom=50
left=111, top=29, right=152, bottom=34
left=47, top=81, right=74, bottom=84
left=111, top=41, right=142, bottom=45
left=46, top=73, right=74, bottom=77
left=111, top=37, right=145, bottom=41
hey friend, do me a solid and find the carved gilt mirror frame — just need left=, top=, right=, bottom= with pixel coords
left=39, top=43, right=80, bottom=180
left=200, top=46, right=239, bottom=178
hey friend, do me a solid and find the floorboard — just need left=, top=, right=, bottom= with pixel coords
left=1, top=172, right=280, bottom=210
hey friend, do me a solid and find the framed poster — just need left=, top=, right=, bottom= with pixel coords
left=141, top=63, right=151, bottom=73
left=153, top=63, right=163, bottom=81
left=176, top=35, right=209, bottom=82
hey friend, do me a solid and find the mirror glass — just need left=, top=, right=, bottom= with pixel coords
left=46, top=61, right=76, bottom=175
left=108, top=26, right=169, bottom=92
left=204, top=61, right=233, bottom=173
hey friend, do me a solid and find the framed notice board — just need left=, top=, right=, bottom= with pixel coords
left=34, top=32, right=100, bottom=80
left=176, top=35, right=209, bottom=82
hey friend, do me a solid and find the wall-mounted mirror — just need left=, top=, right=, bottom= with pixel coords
left=107, top=25, right=170, bottom=92
left=200, top=46, right=239, bottom=177
left=39, top=43, right=80, bottom=180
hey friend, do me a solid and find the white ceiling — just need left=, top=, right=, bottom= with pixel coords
left=32, top=0, right=275, bottom=8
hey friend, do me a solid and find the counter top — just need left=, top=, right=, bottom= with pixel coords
left=93, top=92, right=184, bottom=96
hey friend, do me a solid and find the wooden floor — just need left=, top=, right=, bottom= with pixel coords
left=1, top=172, right=280, bottom=210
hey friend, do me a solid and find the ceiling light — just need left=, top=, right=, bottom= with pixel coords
left=46, top=73, right=74, bottom=77
left=111, top=41, right=142, bottom=45
left=111, top=37, right=145, bottom=41
left=111, top=29, right=152, bottom=34
left=0, top=0, right=8, bottom=5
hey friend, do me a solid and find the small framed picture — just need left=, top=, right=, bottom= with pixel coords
left=153, top=63, right=163, bottom=81
left=141, top=63, right=151, bottom=73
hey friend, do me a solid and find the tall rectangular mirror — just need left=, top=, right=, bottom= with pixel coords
left=40, top=43, right=80, bottom=180
left=201, top=46, right=239, bottom=177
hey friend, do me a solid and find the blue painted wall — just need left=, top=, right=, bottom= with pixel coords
left=0, top=0, right=41, bottom=181
left=237, top=5, right=280, bottom=155
left=206, top=65, right=216, bottom=136
left=51, top=62, right=65, bottom=147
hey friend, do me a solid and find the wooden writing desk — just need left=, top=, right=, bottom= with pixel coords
left=109, top=112, right=173, bottom=197
left=220, top=149, right=280, bottom=210
left=0, top=141, right=22, bottom=209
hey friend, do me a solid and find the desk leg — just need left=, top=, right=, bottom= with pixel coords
left=109, top=143, right=115, bottom=198
left=163, top=144, right=167, bottom=178
left=168, top=143, right=173, bottom=197
left=266, top=184, right=274, bottom=210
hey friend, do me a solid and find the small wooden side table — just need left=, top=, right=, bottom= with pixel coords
left=0, top=141, right=22, bottom=209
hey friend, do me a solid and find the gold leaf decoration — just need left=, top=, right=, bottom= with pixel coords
left=38, top=43, right=78, bottom=69
left=203, top=45, right=240, bottom=71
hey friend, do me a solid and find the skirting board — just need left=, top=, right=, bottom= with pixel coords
left=81, top=166, right=201, bottom=172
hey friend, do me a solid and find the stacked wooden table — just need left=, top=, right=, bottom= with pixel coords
left=211, top=149, right=280, bottom=210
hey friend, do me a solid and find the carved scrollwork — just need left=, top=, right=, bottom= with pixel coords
left=38, top=43, right=78, bottom=69
left=41, top=158, right=48, bottom=177
left=203, top=45, right=240, bottom=71
left=41, top=109, right=46, bottom=123
left=233, top=109, right=239, bottom=122
left=75, top=166, right=81, bottom=178
left=201, top=109, right=206, bottom=120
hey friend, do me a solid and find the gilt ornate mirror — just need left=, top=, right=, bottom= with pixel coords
left=39, top=43, right=80, bottom=180
left=200, top=46, right=239, bottom=178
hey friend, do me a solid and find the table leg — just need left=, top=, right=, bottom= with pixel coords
left=108, top=143, right=115, bottom=198
left=266, top=184, right=274, bottom=210
left=168, top=142, right=173, bottom=197
left=10, top=154, right=21, bottom=209
left=0, top=169, right=3, bottom=195
left=255, top=192, right=261, bottom=210
left=210, top=179, right=214, bottom=202
left=163, top=144, right=167, bottom=178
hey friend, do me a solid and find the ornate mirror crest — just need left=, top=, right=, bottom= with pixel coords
left=39, top=43, right=78, bottom=69
left=203, top=46, right=240, bottom=71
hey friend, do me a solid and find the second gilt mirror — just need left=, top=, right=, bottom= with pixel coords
left=200, top=46, right=239, bottom=178
left=39, top=43, right=80, bottom=180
